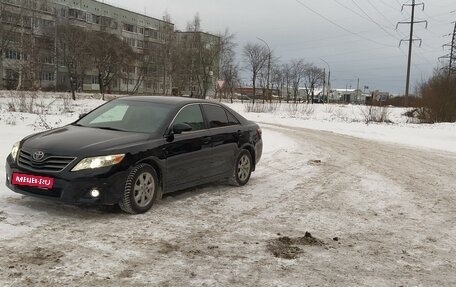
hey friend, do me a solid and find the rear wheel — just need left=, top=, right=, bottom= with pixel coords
left=119, top=164, right=158, bottom=214
left=230, top=150, right=253, bottom=186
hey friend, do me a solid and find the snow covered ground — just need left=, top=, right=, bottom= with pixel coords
left=0, top=93, right=455, bottom=286
left=226, top=102, right=456, bottom=153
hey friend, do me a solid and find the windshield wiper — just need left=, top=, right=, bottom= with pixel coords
left=93, top=126, right=127, bottom=132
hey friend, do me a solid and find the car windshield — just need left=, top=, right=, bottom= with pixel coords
left=75, top=100, right=173, bottom=133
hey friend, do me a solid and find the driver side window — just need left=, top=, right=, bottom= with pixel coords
left=173, top=105, right=205, bottom=132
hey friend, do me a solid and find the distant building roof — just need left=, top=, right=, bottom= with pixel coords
left=334, top=89, right=356, bottom=92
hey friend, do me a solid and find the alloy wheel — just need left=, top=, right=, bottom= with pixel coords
left=133, top=172, right=155, bottom=207
left=237, top=154, right=251, bottom=182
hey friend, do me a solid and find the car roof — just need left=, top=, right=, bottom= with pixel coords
left=116, top=96, right=209, bottom=106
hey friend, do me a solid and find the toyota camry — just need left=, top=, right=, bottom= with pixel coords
left=5, top=96, right=263, bottom=214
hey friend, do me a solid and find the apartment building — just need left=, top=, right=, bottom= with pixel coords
left=0, top=0, right=184, bottom=94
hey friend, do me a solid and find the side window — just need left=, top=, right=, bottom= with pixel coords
left=203, top=105, right=239, bottom=128
left=226, top=111, right=240, bottom=125
left=173, top=105, right=205, bottom=132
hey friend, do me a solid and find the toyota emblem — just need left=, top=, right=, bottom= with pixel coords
left=32, top=151, right=45, bottom=161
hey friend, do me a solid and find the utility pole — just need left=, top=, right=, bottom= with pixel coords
left=397, top=0, right=427, bottom=106
left=356, top=78, right=360, bottom=104
left=320, top=58, right=331, bottom=103
left=322, top=68, right=326, bottom=103
left=440, top=21, right=456, bottom=77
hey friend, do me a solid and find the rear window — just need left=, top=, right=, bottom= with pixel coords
left=203, top=104, right=239, bottom=128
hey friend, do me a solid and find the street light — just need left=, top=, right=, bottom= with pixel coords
left=257, top=37, right=271, bottom=104
left=320, top=58, right=331, bottom=103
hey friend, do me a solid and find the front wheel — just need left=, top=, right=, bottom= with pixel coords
left=230, top=150, right=253, bottom=186
left=119, top=164, right=158, bottom=214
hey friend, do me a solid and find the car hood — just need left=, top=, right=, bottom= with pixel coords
left=21, top=125, right=155, bottom=156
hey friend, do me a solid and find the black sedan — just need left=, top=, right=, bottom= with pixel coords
left=5, top=96, right=263, bottom=214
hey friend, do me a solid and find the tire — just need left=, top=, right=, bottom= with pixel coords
left=119, top=164, right=158, bottom=214
left=230, top=150, right=253, bottom=186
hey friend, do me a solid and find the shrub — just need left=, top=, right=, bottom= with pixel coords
left=416, top=71, right=456, bottom=123
left=244, top=103, right=279, bottom=113
left=361, top=106, right=392, bottom=124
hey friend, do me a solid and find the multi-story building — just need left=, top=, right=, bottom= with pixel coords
left=0, top=0, right=218, bottom=96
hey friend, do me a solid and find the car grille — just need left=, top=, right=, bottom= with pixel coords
left=18, top=150, right=76, bottom=173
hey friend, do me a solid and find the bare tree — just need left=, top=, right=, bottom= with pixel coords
left=282, top=63, right=292, bottom=103
left=186, top=12, right=201, bottom=32
left=188, top=14, right=221, bottom=99
left=161, top=11, right=174, bottom=95
left=170, top=14, right=221, bottom=98
left=271, top=64, right=283, bottom=102
left=290, top=59, right=306, bottom=103
left=0, top=2, right=20, bottom=89
left=88, top=31, right=134, bottom=99
left=21, top=23, right=55, bottom=90
left=303, top=63, right=324, bottom=103
left=219, top=29, right=239, bottom=101
left=242, top=42, right=268, bottom=104
left=56, top=24, right=91, bottom=99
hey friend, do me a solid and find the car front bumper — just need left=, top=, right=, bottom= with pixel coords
left=5, top=155, right=129, bottom=205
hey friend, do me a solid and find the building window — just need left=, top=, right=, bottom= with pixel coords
left=42, top=55, right=54, bottom=64
left=124, top=37, right=135, bottom=47
left=5, top=49, right=22, bottom=60
left=41, top=72, right=55, bottom=81
left=91, top=75, right=99, bottom=84
left=69, top=9, right=86, bottom=20
left=60, top=8, right=67, bottom=17
left=90, top=14, right=100, bottom=24
left=122, top=79, right=134, bottom=85
left=123, top=23, right=135, bottom=32
left=6, top=69, right=18, bottom=80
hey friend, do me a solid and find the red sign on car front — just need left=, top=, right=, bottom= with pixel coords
left=12, top=173, right=54, bottom=189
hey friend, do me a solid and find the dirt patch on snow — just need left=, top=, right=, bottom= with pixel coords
left=9, top=247, right=64, bottom=267
left=267, top=232, right=325, bottom=259
left=308, top=159, right=322, bottom=165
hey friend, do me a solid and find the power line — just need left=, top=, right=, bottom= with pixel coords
left=333, top=0, right=375, bottom=24
left=367, top=0, right=398, bottom=28
left=351, top=0, right=401, bottom=41
left=294, top=0, right=396, bottom=48
left=376, top=0, right=403, bottom=12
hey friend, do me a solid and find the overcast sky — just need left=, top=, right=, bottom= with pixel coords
left=105, top=0, right=455, bottom=94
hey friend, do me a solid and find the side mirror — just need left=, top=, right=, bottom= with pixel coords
left=173, top=123, right=192, bottom=134
left=79, top=113, right=87, bottom=119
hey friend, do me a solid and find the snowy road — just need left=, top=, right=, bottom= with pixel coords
left=1, top=124, right=455, bottom=286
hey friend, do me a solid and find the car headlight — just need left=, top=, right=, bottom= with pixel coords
left=11, top=142, right=20, bottom=161
left=71, top=154, right=125, bottom=171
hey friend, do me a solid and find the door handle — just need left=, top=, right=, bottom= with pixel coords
left=203, top=136, right=212, bottom=145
